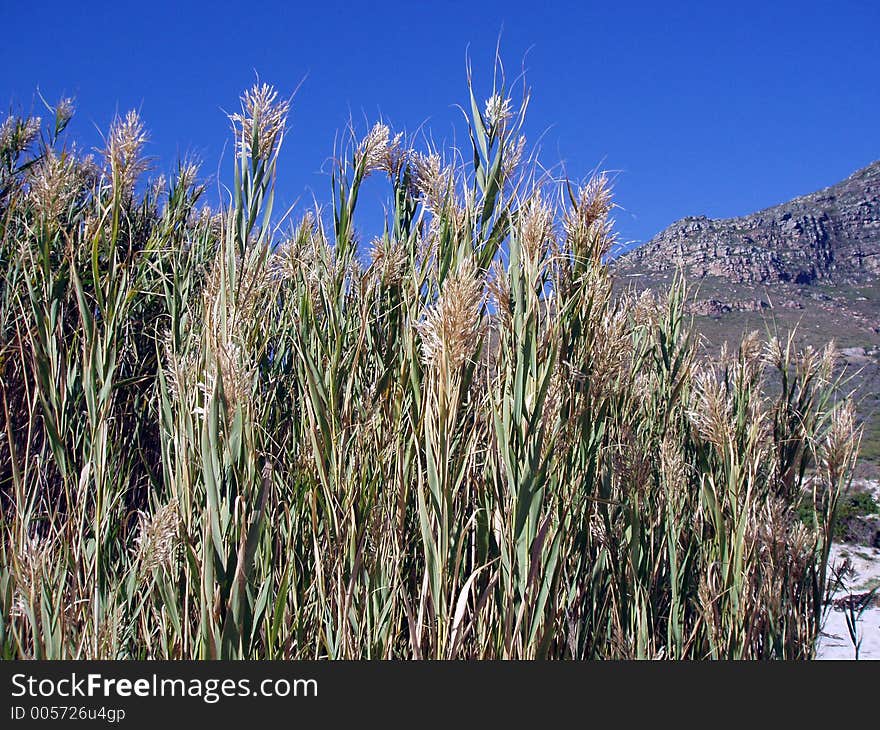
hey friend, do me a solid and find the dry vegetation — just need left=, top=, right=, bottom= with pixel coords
left=0, top=69, right=861, bottom=658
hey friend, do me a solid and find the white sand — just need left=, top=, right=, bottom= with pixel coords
left=816, top=605, right=880, bottom=659
left=815, top=541, right=880, bottom=660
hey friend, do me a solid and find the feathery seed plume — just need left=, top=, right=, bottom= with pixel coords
left=229, top=83, right=290, bottom=162
left=517, top=191, right=554, bottom=266
left=501, top=134, right=527, bottom=185
left=412, top=152, right=454, bottom=212
left=484, top=93, right=513, bottom=130
left=135, top=500, right=181, bottom=573
left=356, top=123, right=405, bottom=176
left=105, top=110, right=149, bottom=196
left=563, top=174, right=614, bottom=262
left=0, top=115, right=41, bottom=155
left=820, top=401, right=858, bottom=485
left=486, top=259, right=512, bottom=328
left=689, top=369, right=734, bottom=448
left=417, top=262, right=485, bottom=370
left=54, top=98, right=75, bottom=131
left=27, top=149, right=81, bottom=221
left=369, top=236, right=408, bottom=286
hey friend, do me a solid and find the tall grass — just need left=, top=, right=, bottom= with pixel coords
left=0, top=70, right=858, bottom=659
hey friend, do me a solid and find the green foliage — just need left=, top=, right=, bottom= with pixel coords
left=832, top=491, right=880, bottom=541
left=0, top=68, right=860, bottom=659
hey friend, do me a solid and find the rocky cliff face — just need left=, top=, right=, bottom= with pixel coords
left=612, top=161, right=880, bottom=472
left=616, top=161, right=880, bottom=285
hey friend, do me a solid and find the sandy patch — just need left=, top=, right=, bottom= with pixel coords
left=816, top=541, right=880, bottom=659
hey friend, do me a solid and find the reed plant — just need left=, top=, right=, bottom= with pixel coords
left=0, top=67, right=858, bottom=659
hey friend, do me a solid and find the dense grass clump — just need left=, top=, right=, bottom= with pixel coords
left=0, top=74, right=859, bottom=659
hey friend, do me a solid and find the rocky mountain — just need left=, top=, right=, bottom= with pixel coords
left=615, top=160, right=880, bottom=285
left=613, top=161, right=880, bottom=471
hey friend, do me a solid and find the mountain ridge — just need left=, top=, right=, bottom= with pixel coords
left=612, top=160, right=880, bottom=469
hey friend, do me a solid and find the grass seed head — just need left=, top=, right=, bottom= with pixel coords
left=104, top=110, right=149, bottom=197
left=10, top=536, right=53, bottom=616
left=413, top=152, right=454, bottom=212
left=229, top=83, right=289, bottom=162
left=0, top=115, right=41, bottom=155
left=484, top=93, right=513, bottom=131
left=820, top=401, right=858, bottom=485
left=356, top=122, right=406, bottom=177
left=369, top=236, right=408, bottom=286
left=739, top=330, right=764, bottom=374
left=486, top=259, right=512, bottom=328
left=54, top=98, right=75, bottom=128
left=135, top=500, right=181, bottom=573
left=517, top=191, right=554, bottom=266
left=501, top=134, right=526, bottom=185
left=27, top=149, right=82, bottom=222
left=689, top=368, right=734, bottom=448
left=563, top=174, right=614, bottom=262
left=417, top=262, right=485, bottom=370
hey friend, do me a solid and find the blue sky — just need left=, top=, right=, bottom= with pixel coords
left=2, top=0, right=878, bottom=247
